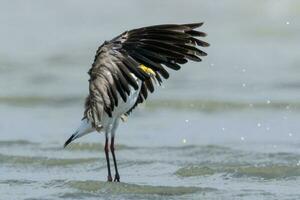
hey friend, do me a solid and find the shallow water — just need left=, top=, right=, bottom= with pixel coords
left=1, top=0, right=300, bottom=199
left=1, top=136, right=300, bottom=199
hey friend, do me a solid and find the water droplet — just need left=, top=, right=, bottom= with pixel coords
left=286, top=21, right=290, bottom=25
left=242, top=83, right=246, bottom=87
left=222, top=127, right=226, bottom=131
left=249, top=103, right=253, bottom=107
left=288, top=133, right=293, bottom=137
left=297, top=160, right=300, bottom=166
left=266, top=127, right=270, bottom=131
left=185, top=119, right=189, bottom=123
left=266, top=100, right=271, bottom=104
left=257, top=123, right=261, bottom=127
left=240, top=137, right=245, bottom=141
left=242, top=69, right=246, bottom=73
left=210, top=63, right=214, bottom=67
left=182, top=139, right=187, bottom=144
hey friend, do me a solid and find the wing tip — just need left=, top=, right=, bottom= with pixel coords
left=183, top=22, right=204, bottom=29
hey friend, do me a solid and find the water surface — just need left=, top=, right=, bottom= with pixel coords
left=1, top=0, right=300, bottom=199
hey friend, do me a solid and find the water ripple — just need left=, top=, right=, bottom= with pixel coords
left=0, top=153, right=98, bottom=166
left=0, top=140, right=37, bottom=146
left=66, top=180, right=216, bottom=196
left=1, top=96, right=299, bottom=112
left=175, top=164, right=300, bottom=180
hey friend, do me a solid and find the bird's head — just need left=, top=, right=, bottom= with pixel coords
left=64, top=118, right=94, bottom=148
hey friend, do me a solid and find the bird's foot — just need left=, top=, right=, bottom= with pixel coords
left=114, top=174, right=120, bottom=182
left=107, top=175, right=113, bottom=182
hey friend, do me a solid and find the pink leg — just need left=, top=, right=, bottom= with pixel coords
left=110, top=136, right=120, bottom=182
left=104, top=137, right=112, bottom=182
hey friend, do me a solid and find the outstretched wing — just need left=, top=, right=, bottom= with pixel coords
left=84, top=23, right=209, bottom=128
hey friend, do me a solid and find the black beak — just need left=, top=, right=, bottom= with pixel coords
left=64, top=134, right=75, bottom=148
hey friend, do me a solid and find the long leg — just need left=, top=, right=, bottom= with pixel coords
left=110, top=136, right=120, bottom=182
left=111, top=119, right=120, bottom=182
left=104, top=134, right=112, bottom=182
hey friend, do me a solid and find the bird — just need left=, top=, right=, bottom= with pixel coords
left=63, top=22, right=209, bottom=182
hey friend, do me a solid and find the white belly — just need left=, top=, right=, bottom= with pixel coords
left=112, top=80, right=142, bottom=116
left=100, top=74, right=142, bottom=132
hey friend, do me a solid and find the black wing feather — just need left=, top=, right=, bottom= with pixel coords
left=84, top=22, right=209, bottom=128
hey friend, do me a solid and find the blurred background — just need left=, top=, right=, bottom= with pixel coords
left=1, top=0, right=300, bottom=199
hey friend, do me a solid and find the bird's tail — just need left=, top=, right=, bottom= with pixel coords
left=64, top=118, right=94, bottom=148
